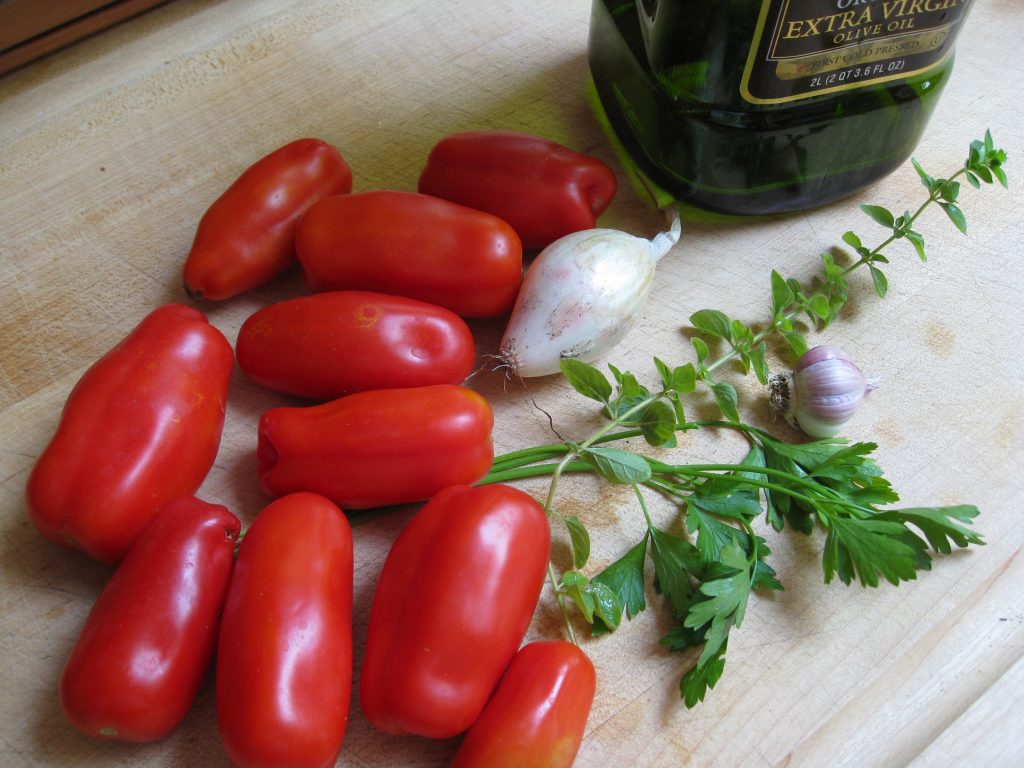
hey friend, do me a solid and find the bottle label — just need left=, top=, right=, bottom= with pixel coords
left=740, top=0, right=973, bottom=104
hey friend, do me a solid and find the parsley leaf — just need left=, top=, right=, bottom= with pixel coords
left=822, top=516, right=924, bottom=587
left=649, top=526, right=703, bottom=615
left=594, top=536, right=648, bottom=624
left=878, top=505, right=984, bottom=553
left=678, top=641, right=727, bottom=707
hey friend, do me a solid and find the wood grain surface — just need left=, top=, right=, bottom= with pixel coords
left=1, top=1, right=1022, bottom=766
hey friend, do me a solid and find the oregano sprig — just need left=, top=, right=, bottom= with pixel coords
left=685, top=132, right=1008, bottom=418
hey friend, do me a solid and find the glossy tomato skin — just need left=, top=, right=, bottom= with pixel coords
left=183, top=138, right=352, bottom=300
left=295, top=190, right=522, bottom=318
left=236, top=290, right=476, bottom=400
left=257, top=385, right=493, bottom=509
left=59, top=496, right=240, bottom=742
left=417, top=131, right=618, bottom=249
left=25, top=304, right=234, bottom=563
left=451, top=641, right=596, bottom=768
left=216, top=492, right=353, bottom=768
left=360, top=484, right=550, bottom=739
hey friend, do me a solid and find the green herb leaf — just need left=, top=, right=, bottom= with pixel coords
left=810, top=293, right=831, bottom=320
left=939, top=180, right=961, bottom=203
left=589, top=578, right=622, bottom=630
left=878, top=505, right=984, bottom=553
left=608, top=365, right=648, bottom=401
left=971, top=164, right=993, bottom=184
left=684, top=542, right=752, bottom=634
left=752, top=547, right=784, bottom=591
left=560, top=571, right=622, bottom=630
left=939, top=201, right=968, bottom=234
left=822, top=516, right=925, bottom=587
left=709, top=381, right=740, bottom=423
left=560, top=359, right=612, bottom=404
left=677, top=539, right=753, bottom=699
left=904, top=229, right=927, bottom=261
left=749, top=342, right=770, bottom=385
left=560, top=570, right=595, bottom=622
left=564, top=515, right=591, bottom=569
left=594, top=536, right=649, bottom=622
left=690, top=309, right=732, bottom=340
left=992, top=164, right=1008, bottom=189
left=771, top=269, right=794, bottom=314
left=869, top=264, right=888, bottom=297
left=692, top=337, right=710, bottom=366
left=687, top=506, right=747, bottom=562
left=911, top=158, right=935, bottom=190
left=781, top=329, right=809, bottom=357
left=649, top=526, right=703, bottom=615
left=639, top=399, right=679, bottom=447
left=679, top=641, right=727, bottom=708
left=582, top=447, right=652, bottom=484
left=667, top=362, right=697, bottom=394
left=861, top=204, right=895, bottom=228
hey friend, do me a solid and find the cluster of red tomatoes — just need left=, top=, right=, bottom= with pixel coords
left=25, top=132, right=618, bottom=766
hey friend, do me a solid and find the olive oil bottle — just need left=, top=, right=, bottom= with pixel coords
left=588, top=0, right=974, bottom=215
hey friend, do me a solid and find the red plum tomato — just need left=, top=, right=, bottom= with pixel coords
left=257, top=384, right=494, bottom=509
left=236, top=290, right=476, bottom=400
left=451, top=640, right=596, bottom=768
left=25, top=304, right=234, bottom=563
left=295, top=190, right=522, bottom=318
left=360, top=483, right=550, bottom=739
left=59, top=496, right=240, bottom=742
left=418, top=130, right=617, bottom=249
left=216, top=492, right=353, bottom=768
left=183, top=138, right=352, bottom=300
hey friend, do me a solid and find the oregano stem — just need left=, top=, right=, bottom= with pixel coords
left=705, top=166, right=972, bottom=377
left=548, top=561, right=579, bottom=647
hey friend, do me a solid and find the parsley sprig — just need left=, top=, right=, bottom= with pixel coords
left=483, top=362, right=984, bottom=704
left=482, top=133, right=1003, bottom=706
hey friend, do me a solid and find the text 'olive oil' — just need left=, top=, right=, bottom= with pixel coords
left=588, top=0, right=973, bottom=215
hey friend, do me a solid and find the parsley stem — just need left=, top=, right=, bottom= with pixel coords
left=481, top=460, right=592, bottom=485
left=646, top=472, right=825, bottom=515
left=633, top=484, right=655, bottom=530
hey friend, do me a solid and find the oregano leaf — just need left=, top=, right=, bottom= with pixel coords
left=710, top=381, right=740, bottom=423
left=869, top=264, right=888, bottom=298
left=939, top=201, right=968, bottom=234
left=911, top=157, right=935, bottom=190
left=771, top=269, right=793, bottom=314
left=639, top=399, right=678, bottom=447
left=582, top=447, right=652, bottom=484
left=861, top=204, right=895, bottom=228
left=690, top=309, right=732, bottom=340
left=560, top=359, right=612, bottom=404
left=564, top=515, right=591, bottom=569
left=904, top=229, right=927, bottom=261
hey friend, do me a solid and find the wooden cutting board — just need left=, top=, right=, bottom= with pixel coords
left=1, top=1, right=1022, bottom=766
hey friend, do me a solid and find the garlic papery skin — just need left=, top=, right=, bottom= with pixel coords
left=770, top=345, right=873, bottom=438
left=498, top=210, right=681, bottom=377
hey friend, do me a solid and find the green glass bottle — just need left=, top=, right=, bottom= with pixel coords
left=588, top=0, right=974, bottom=215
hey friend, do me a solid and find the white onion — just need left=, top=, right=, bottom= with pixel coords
left=498, top=211, right=681, bottom=377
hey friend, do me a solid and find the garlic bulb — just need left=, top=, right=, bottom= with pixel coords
left=769, top=346, right=875, bottom=438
